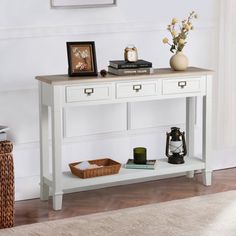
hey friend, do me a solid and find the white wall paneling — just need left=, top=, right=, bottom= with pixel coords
left=63, top=103, right=127, bottom=137
left=0, top=26, right=216, bottom=91
left=129, top=99, right=185, bottom=130
left=0, top=89, right=39, bottom=143
left=0, top=0, right=221, bottom=200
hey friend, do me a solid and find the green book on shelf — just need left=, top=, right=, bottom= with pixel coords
left=124, top=159, right=157, bottom=170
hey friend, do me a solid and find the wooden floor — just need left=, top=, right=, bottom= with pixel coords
left=15, top=168, right=236, bottom=226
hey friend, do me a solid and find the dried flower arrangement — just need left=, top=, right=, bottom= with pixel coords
left=162, top=11, right=198, bottom=53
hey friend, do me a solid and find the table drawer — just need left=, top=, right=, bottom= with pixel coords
left=116, top=81, right=158, bottom=99
left=162, top=77, right=205, bottom=95
left=66, top=84, right=113, bottom=103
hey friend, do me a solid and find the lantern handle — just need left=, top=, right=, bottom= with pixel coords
left=182, top=131, right=187, bottom=156
left=165, top=132, right=171, bottom=158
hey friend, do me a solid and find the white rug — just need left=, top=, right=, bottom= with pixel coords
left=1, top=191, right=236, bottom=236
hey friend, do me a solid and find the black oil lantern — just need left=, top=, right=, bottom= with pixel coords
left=165, top=127, right=187, bottom=164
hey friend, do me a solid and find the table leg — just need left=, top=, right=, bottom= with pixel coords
left=202, top=75, right=213, bottom=186
left=186, top=97, right=195, bottom=179
left=51, top=86, right=63, bottom=210
left=39, top=82, right=50, bottom=201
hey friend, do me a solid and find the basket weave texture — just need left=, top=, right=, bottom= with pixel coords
left=69, top=158, right=121, bottom=179
left=0, top=141, right=14, bottom=228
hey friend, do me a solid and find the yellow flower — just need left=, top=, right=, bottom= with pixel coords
left=184, top=23, right=191, bottom=31
left=171, top=18, right=178, bottom=25
left=162, top=37, right=169, bottom=44
left=171, top=30, right=178, bottom=37
left=179, top=39, right=185, bottom=45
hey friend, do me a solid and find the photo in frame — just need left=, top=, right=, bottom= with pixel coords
left=51, top=0, right=116, bottom=8
left=67, top=41, right=98, bottom=77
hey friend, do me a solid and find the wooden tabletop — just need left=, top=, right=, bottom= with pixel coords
left=35, top=67, right=214, bottom=85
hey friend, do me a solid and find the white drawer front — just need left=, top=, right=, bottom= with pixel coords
left=116, top=81, right=158, bottom=98
left=66, top=84, right=113, bottom=103
left=162, top=77, right=205, bottom=95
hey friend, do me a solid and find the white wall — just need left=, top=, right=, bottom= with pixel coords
left=0, top=0, right=220, bottom=200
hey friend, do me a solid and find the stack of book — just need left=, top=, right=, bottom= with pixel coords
left=108, top=59, right=153, bottom=76
left=124, top=159, right=157, bottom=170
left=0, top=126, right=9, bottom=141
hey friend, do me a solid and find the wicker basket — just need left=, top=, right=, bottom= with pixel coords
left=69, top=158, right=121, bottom=179
left=0, top=141, right=14, bottom=228
left=0, top=140, right=13, bottom=154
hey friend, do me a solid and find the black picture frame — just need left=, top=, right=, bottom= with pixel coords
left=67, top=41, right=98, bottom=77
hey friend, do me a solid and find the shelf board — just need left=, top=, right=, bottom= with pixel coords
left=45, top=157, right=205, bottom=193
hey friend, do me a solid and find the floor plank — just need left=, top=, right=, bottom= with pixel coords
left=14, top=168, right=236, bottom=226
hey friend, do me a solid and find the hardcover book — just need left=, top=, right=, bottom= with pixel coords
left=109, top=60, right=152, bottom=69
left=108, top=66, right=152, bottom=76
left=124, top=159, right=157, bottom=169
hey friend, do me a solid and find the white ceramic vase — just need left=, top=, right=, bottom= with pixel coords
left=169, top=51, right=189, bottom=71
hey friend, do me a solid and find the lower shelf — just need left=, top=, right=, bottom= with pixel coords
left=44, top=157, right=205, bottom=193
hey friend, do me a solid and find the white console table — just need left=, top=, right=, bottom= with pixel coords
left=36, top=67, right=213, bottom=210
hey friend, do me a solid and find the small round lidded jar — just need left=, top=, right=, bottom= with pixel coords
left=124, top=45, right=138, bottom=62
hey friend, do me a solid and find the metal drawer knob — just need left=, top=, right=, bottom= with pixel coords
left=133, top=84, right=142, bottom=92
left=84, top=88, right=94, bottom=96
left=178, top=81, right=187, bottom=89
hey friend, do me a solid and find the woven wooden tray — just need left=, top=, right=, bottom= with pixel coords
left=69, top=158, right=121, bottom=179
